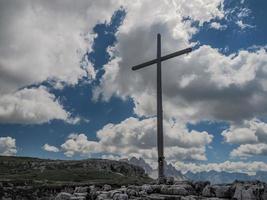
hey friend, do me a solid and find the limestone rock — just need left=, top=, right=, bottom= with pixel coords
left=193, top=181, right=210, bottom=194
left=113, top=193, right=128, bottom=200
left=213, top=185, right=231, bottom=198
left=165, top=177, right=174, bottom=185
left=141, top=184, right=153, bottom=194
left=55, top=192, right=72, bottom=200
left=202, top=185, right=215, bottom=197
left=233, top=185, right=257, bottom=200
left=103, top=184, right=112, bottom=191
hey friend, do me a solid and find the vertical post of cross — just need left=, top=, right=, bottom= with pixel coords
left=157, top=33, right=164, bottom=181
left=131, top=34, right=192, bottom=182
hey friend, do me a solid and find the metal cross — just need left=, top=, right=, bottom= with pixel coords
left=131, top=33, right=192, bottom=180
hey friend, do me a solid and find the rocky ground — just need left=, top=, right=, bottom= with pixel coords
left=1, top=179, right=267, bottom=200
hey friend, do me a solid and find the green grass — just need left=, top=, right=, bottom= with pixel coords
left=0, top=156, right=152, bottom=186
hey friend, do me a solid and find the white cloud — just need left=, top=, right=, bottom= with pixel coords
left=90, top=0, right=267, bottom=126
left=222, top=119, right=267, bottom=158
left=0, top=136, right=17, bottom=156
left=59, top=117, right=212, bottom=161
left=96, top=40, right=267, bottom=123
left=175, top=160, right=267, bottom=175
left=210, top=22, right=227, bottom=30
left=61, top=133, right=101, bottom=157
left=230, top=143, right=267, bottom=158
left=42, top=144, right=59, bottom=153
left=0, top=86, right=73, bottom=124
left=0, top=0, right=123, bottom=94
left=236, top=20, right=255, bottom=29
left=0, top=0, right=123, bottom=124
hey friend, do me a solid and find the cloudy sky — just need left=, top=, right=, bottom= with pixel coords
left=0, top=0, right=267, bottom=175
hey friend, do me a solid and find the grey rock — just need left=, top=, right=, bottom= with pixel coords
left=126, top=188, right=139, bottom=197
left=193, top=181, right=210, bottom=194
left=103, top=184, right=112, bottom=191
left=165, top=177, right=174, bottom=185
left=141, top=184, right=153, bottom=194
left=55, top=192, right=72, bottom=200
left=202, top=185, right=215, bottom=197
left=181, top=196, right=198, bottom=200
left=160, top=185, right=189, bottom=196
left=109, top=190, right=122, bottom=198
left=74, top=186, right=88, bottom=193
left=262, top=185, right=267, bottom=200
left=96, top=192, right=109, bottom=200
left=233, top=185, right=257, bottom=200
left=113, top=193, right=128, bottom=200
left=213, top=185, right=231, bottom=198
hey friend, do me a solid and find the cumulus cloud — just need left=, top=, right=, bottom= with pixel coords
left=0, top=0, right=123, bottom=94
left=42, top=144, right=59, bottom=153
left=61, top=133, right=101, bottom=157
left=58, top=117, right=212, bottom=161
left=0, top=0, right=122, bottom=124
left=0, top=136, right=17, bottom=156
left=0, top=86, right=75, bottom=124
left=175, top=160, right=267, bottom=175
left=89, top=1, right=267, bottom=126
left=91, top=0, right=267, bottom=163
left=222, top=119, right=267, bottom=158
left=230, top=143, right=267, bottom=158
left=96, top=39, right=267, bottom=123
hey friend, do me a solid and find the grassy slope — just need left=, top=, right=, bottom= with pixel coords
left=0, top=156, right=151, bottom=186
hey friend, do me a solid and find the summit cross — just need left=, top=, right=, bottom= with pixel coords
left=131, top=33, right=192, bottom=181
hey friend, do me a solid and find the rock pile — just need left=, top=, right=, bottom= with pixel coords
left=1, top=180, right=267, bottom=199
left=53, top=180, right=267, bottom=200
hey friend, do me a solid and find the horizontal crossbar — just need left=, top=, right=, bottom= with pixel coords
left=132, top=47, right=192, bottom=71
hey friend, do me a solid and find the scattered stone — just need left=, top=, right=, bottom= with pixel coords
left=165, top=177, right=174, bottom=185
left=113, top=193, right=128, bottom=200
left=103, top=184, right=112, bottom=191
left=55, top=192, right=72, bottom=200
left=213, top=185, right=231, bottom=198
left=202, top=185, right=215, bottom=197
left=194, top=181, right=210, bottom=194
left=141, top=184, right=153, bottom=194
left=233, top=185, right=257, bottom=200
left=2, top=179, right=267, bottom=199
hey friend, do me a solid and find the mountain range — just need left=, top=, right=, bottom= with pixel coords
left=122, top=157, right=267, bottom=184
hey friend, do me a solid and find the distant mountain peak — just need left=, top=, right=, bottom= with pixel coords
left=123, top=157, right=186, bottom=181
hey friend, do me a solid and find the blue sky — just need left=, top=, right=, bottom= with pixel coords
left=1, top=0, right=267, bottom=174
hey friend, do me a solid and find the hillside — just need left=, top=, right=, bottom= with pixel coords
left=0, top=156, right=151, bottom=186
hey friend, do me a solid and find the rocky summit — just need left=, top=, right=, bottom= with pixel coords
left=1, top=156, right=267, bottom=199
left=1, top=180, right=267, bottom=199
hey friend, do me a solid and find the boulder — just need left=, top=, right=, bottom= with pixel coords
left=141, top=184, right=153, bottom=194
left=109, top=190, right=122, bottom=198
left=165, top=177, right=174, bottom=185
left=74, top=187, right=88, bottom=193
left=233, top=185, right=257, bottom=200
left=213, top=185, right=231, bottom=198
left=193, top=181, right=210, bottom=194
left=181, top=196, right=198, bottom=200
left=96, top=192, right=109, bottom=200
left=161, top=185, right=189, bottom=196
left=126, top=188, right=139, bottom=197
left=113, top=193, right=128, bottom=200
left=151, top=184, right=162, bottom=193
left=202, top=185, right=215, bottom=197
left=262, top=184, right=267, bottom=200
left=103, top=184, right=112, bottom=191
left=55, top=192, right=72, bottom=200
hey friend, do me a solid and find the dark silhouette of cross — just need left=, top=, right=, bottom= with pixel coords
left=131, top=33, right=192, bottom=181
